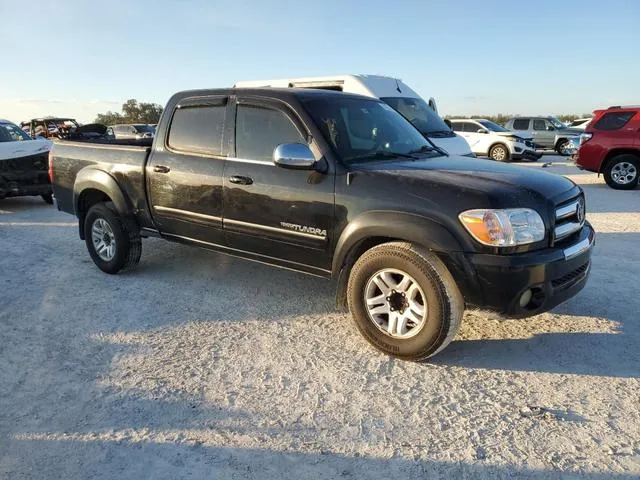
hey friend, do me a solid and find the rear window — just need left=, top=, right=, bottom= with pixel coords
left=512, top=118, right=529, bottom=130
left=168, top=104, right=226, bottom=155
left=594, top=111, right=635, bottom=131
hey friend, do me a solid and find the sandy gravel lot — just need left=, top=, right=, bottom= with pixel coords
left=1, top=156, right=639, bottom=479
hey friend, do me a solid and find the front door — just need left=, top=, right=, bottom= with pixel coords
left=533, top=119, right=555, bottom=148
left=147, top=96, right=230, bottom=245
left=223, top=96, right=335, bottom=275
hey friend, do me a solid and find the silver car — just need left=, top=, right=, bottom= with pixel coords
left=504, top=116, right=582, bottom=155
left=107, top=124, right=155, bottom=141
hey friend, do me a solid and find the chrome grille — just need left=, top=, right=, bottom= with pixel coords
left=554, top=195, right=585, bottom=242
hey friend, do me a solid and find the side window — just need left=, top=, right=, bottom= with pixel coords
left=465, top=122, right=481, bottom=133
left=236, top=104, right=305, bottom=161
left=533, top=119, right=547, bottom=131
left=168, top=104, right=226, bottom=155
left=512, top=119, right=529, bottom=130
left=594, top=112, right=635, bottom=131
left=450, top=122, right=464, bottom=132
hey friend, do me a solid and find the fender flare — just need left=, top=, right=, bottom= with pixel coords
left=331, top=210, right=465, bottom=276
left=73, top=168, right=133, bottom=238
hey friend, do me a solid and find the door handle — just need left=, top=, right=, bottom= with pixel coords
left=153, top=165, right=171, bottom=173
left=229, top=175, right=253, bottom=185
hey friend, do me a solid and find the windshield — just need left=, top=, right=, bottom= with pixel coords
left=478, top=120, right=509, bottom=132
left=134, top=124, right=155, bottom=133
left=380, top=97, right=453, bottom=137
left=302, top=96, right=435, bottom=165
left=0, top=122, right=32, bottom=142
left=548, top=117, right=566, bottom=129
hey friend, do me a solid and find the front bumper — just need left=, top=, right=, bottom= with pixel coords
left=513, top=150, right=543, bottom=161
left=465, top=223, right=595, bottom=318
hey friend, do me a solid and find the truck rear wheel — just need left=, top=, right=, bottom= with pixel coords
left=603, top=154, right=639, bottom=190
left=84, top=202, right=141, bottom=274
left=347, top=242, right=464, bottom=360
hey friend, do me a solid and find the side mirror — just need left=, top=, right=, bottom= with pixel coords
left=477, top=128, right=489, bottom=134
left=273, top=143, right=316, bottom=170
left=547, top=125, right=555, bottom=131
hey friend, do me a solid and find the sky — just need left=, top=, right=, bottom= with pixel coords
left=1, top=0, right=639, bottom=124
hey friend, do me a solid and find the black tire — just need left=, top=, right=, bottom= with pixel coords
left=41, top=193, right=54, bottom=205
left=347, top=242, right=464, bottom=361
left=603, top=154, right=640, bottom=190
left=489, top=143, right=510, bottom=162
left=84, top=202, right=142, bottom=274
left=555, top=139, right=570, bottom=156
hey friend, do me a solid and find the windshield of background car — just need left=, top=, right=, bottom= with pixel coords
left=302, top=96, right=433, bottom=164
left=380, top=97, right=452, bottom=136
left=549, top=117, right=566, bottom=129
left=0, top=122, right=32, bottom=142
left=478, top=120, right=509, bottom=132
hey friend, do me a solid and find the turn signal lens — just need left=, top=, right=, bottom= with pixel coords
left=459, top=208, right=545, bottom=247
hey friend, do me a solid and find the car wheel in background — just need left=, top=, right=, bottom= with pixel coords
left=603, top=154, right=639, bottom=190
left=41, top=193, right=54, bottom=205
left=555, top=139, right=571, bottom=156
left=489, top=144, right=510, bottom=162
left=347, top=242, right=464, bottom=360
left=84, top=202, right=142, bottom=274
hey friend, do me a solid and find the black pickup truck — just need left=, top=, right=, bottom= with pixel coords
left=51, top=88, right=594, bottom=360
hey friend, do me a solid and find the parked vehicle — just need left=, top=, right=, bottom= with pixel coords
left=450, top=119, right=541, bottom=162
left=575, top=105, right=640, bottom=190
left=235, top=74, right=474, bottom=156
left=51, top=88, right=594, bottom=360
left=20, top=117, right=80, bottom=139
left=107, top=124, right=155, bottom=141
left=504, top=116, right=582, bottom=155
left=0, top=119, right=53, bottom=203
left=568, top=118, right=592, bottom=130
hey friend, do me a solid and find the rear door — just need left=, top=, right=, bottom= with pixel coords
left=146, top=96, right=230, bottom=245
left=223, top=96, right=335, bottom=274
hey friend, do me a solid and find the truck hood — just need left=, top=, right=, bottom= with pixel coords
left=349, top=155, right=577, bottom=206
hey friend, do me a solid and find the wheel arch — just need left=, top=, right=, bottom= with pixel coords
left=599, top=149, right=640, bottom=174
left=74, top=168, right=133, bottom=239
left=332, top=211, right=468, bottom=309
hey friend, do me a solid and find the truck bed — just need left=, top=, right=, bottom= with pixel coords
left=51, top=139, right=152, bottom=228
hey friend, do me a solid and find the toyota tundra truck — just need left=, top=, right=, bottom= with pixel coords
left=50, top=88, right=594, bottom=360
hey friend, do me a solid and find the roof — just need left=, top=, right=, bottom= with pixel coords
left=174, top=87, right=375, bottom=102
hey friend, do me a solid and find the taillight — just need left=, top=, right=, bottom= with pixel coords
left=48, top=148, right=54, bottom=182
left=579, top=133, right=593, bottom=145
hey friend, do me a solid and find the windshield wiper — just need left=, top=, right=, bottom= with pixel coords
left=347, top=150, right=419, bottom=163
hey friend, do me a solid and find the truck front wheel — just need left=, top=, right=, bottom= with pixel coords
left=347, top=242, right=464, bottom=360
left=84, top=202, right=142, bottom=274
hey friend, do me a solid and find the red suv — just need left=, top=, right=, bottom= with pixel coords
left=576, top=106, right=640, bottom=190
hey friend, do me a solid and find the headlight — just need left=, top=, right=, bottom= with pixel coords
left=509, top=136, right=524, bottom=144
left=459, top=208, right=545, bottom=246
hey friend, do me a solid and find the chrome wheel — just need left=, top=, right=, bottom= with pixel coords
left=91, top=218, right=116, bottom=261
left=491, top=146, right=507, bottom=161
left=364, top=269, right=427, bottom=339
left=611, top=162, right=637, bottom=185
left=559, top=141, right=572, bottom=156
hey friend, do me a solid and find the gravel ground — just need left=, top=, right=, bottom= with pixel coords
left=1, top=156, right=639, bottom=479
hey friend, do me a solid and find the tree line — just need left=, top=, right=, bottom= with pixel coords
left=95, top=99, right=163, bottom=125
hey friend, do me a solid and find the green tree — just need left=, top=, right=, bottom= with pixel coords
left=95, top=99, right=163, bottom=125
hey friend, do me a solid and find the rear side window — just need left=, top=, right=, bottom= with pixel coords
left=450, top=122, right=464, bottom=132
left=594, top=112, right=635, bottom=131
left=168, top=104, right=226, bottom=155
left=235, top=105, right=305, bottom=161
left=512, top=118, right=529, bottom=130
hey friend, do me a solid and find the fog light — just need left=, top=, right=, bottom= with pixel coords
left=519, top=289, right=533, bottom=308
